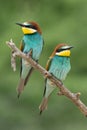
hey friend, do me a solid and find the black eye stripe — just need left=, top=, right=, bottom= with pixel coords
left=57, top=48, right=69, bottom=52
left=24, top=25, right=37, bottom=30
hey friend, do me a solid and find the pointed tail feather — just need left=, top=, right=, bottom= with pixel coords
left=39, top=97, right=48, bottom=114
left=24, top=67, right=34, bottom=86
left=17, top=78, right=25, bottom=98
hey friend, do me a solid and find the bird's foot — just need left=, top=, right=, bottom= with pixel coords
left=26, top=49, right=33, bottom=57
left=44, top=72, right=49, bottom=78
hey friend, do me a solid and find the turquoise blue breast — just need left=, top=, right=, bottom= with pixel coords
left=23, top=33, right=43, bottom=60
left=49, top=55, right=71, bottom=81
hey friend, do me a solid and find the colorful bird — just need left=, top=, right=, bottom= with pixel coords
left=39, top=43, right=73, bottom=114
left=16, top=21, right=44, bottom=98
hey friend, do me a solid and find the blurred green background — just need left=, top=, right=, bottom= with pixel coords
left=0, top=0, right=87, bottom=129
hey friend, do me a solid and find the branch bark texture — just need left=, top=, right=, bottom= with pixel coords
left=6, top=39, right=87, bottom=117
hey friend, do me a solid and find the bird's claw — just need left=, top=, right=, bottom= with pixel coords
left=27, top=49, right=32, bottom=57
left=44, top=72, right=49, bottom=78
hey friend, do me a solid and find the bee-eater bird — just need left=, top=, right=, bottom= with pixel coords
left=16, top=21, right=44, bottom=98
left=39, top=43, right=73, bottom=114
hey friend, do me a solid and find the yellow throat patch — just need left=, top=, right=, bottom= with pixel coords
left=56, top=50, right=71, bottom=57
left=22, top=27, right=37, bottom=34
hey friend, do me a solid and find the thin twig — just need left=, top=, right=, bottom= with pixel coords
left=6, top=39, right=87, bottom=117
left=11, top=50, right=16, bottom=71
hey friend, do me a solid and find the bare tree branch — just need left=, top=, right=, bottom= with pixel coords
left=6, top=39, right=87, bottom=117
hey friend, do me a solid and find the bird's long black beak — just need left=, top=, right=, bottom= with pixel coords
left=65, top=46, right=73, bottom=50
left=69, top=46, right=74, bottom=49
left=16, top=23, right=24, bottom=27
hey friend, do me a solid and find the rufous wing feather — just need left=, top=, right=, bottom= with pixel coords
left=46, top=57, right=52, bottom=71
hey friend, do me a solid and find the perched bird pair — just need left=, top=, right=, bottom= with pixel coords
left=16, top=21, right=73, bottom=114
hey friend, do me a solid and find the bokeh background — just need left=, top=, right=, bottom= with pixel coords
left=0, top=0, right=87, bottom=129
